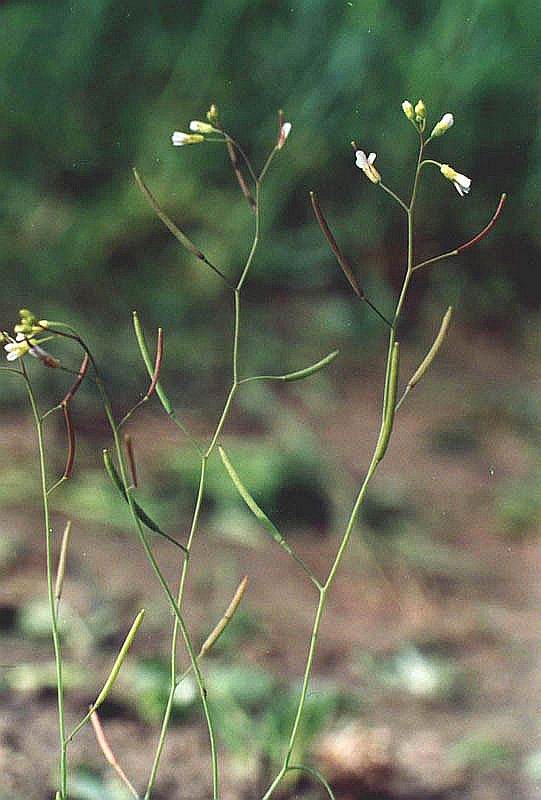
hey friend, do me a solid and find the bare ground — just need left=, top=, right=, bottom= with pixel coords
left=1, top=325, right=541, bottom=800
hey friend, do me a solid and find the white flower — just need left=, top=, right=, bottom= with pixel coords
left=440, top=163, right=471, bottom=197
left=4, top=333, right=57, bottom=366
left=430, top=113, right=454, bottom=138
left=5, top=336, right=32, bottom=361
left=171, top=131, right=205, bottom=146
left=277, top=121, right=292, bottom=149
left=189, top=120, right=217, bottom=134
left=355, top=150, right=381, bottom=184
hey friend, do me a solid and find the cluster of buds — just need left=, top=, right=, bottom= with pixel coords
left=402, top=99, right=428, bottom=131
left=2, top=309, right=58, bottom=367
left=403, top=98, right=454, bottom=140
left=171, top=105, right=292, bottom=151
left=171, top=104, right=222, bottom=146
left=355, top=99, right=470, bottom=198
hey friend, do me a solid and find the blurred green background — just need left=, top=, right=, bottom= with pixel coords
left=1, top=0, right=539, bottom=402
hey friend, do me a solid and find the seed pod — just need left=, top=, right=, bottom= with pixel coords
left=375, top=342, right=399, bottom=463
left=282, top=350, right=339, bottom=381
left=407, top=307, right=452, bottom=390
left=93, top=609, right=145, bottom=710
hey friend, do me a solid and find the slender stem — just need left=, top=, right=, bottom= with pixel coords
left=379, top=182, right=409, bottom=214
left=42, top=326, right=218, bottom=797
left=286, top=765, right=337, bottom=800
left=261, top=133, right=427, bottom=800
left=144, top=457, right=207, bottom=799
left=237, top=185, right=261, bottom=291
left=419, top=158, right=441, bottom=170
left=258, top=146, right=279, bottom=183
left=412, top=248, right=458, bottom=272
left=23, top=364, right=68, bottom=798
left=145, top=136, right=278, bottom=797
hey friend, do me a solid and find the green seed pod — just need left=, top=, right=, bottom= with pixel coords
left=375, top=342, right=399, bottom=463
left=407, top=307, right=452, bottom=389
left=103, top=449, right=187, bottom=552
left=282, top=350, right=339, bottom=381
left=133, top=312, right=174, bottom=416
left=93, top=609, right=145, bottom=711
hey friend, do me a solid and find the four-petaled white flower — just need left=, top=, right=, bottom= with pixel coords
left=355, top=150, right=381, bottom=184
left=171, top=131, right=205, bottom=146
left=4, top=332, right=55, bottom=363
left=440, top=163, right=471, bottom=197
left=4, top=335, right=33, bottom=361
left=277, top=121, right=292, bottom=149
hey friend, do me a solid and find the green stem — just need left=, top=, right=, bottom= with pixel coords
left=145, top=139, right=278, bottom=797
left=286, top=765, right=336, bottom=800
left=42, top=326, right=218, bottom=799
left=379, top=182, right=409, bottom=214
left=23, top=364, right=68, bottom=798
left=144, top=456, right=207, bottom=800
left=261, top=134, right=426, bottom=800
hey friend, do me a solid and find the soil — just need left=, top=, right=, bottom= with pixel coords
left=1, top=325, right=541, bottom=800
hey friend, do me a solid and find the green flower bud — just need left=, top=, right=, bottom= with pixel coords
left=206, top=104, right=219, bottom=125
left=414, top=99, right=426, bottom=131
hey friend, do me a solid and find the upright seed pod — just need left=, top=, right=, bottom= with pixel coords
left=375, top=342, right=400, bottom=463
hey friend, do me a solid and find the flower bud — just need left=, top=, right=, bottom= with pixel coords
left=402, top=100, right=414, bottom=120
left=206, top=104, right=219, bottom=125
left=189, top=120, right=218, bottom=134
left=414, top=100, right=426, bottom=131
left=14, top=322, right=33, bottom=334
left=277, top=121, right=292, bottom=149
left=430, top=113, right=454, bottom=138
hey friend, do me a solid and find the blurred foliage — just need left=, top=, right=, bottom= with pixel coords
left=361, top=644, right=474, bottom=705
left=449, top=732, right=517, bottom=774
left=1, top=0, right=539, bottom=405
left=70, top=767, right=134, bottom=800
left=122, top=655, right=356, bottom=778
left=496, top=475, right=541, bottom=536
